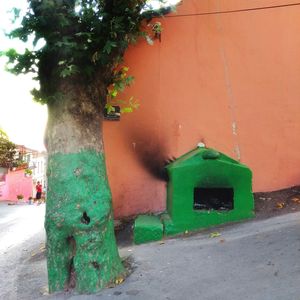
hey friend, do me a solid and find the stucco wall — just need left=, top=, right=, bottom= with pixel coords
left=0, top=170, right=33, bottom=201
left=104, top=0, right=300, bottom=218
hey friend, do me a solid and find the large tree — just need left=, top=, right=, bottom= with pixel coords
left=3, top=0, right=175, bottom=294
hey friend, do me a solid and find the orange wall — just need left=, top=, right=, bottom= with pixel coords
left=104, top=0, right=300, bottom=218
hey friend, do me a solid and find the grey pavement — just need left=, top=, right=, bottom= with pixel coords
left=1, top=201, right=300, bottom=300
left=0, top=201, right=46, bottom=300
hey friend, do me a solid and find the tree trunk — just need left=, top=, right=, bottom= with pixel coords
left=45, top=81, right=124, bottom=293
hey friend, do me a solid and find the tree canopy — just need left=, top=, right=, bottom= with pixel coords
left=4, top=0, right=174, bottom=105
left=0, top=129, right=18, bottom=168
left=1, top=1, right=178, bottom=293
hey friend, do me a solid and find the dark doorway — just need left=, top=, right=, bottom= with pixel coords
left=194, top=188, right=234, bottom=211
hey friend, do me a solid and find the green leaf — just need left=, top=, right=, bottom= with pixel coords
left=103, top=41, right=117, bottom=54
left=60, top=65, right=79, bottom=78
left=121, top=107, right=133, bottom=113
left=209, top=232, right=221, bottom=238
left=111, top=90, right=118, bottom=98
left=9, top=8, right=21, bottom=24
left=105, top=104, right=115, bottom=114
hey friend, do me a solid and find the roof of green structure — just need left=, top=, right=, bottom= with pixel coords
left=166, top=147, right=245, bottom=170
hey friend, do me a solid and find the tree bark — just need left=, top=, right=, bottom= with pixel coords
left=45, top=80, right=124, bottom=293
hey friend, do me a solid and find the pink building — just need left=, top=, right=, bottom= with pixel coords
left=0, top=168, right=33, bottom=201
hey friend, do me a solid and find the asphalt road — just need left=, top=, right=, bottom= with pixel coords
left=0, top=202, right=46, bottom=300
left=2, top=202, right=300, bottom=300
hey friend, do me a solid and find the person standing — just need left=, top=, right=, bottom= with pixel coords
left=36, top=181, right=42, bottom=202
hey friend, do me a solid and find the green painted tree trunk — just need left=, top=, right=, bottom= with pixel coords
left=44, top=81, right=124, bottom=293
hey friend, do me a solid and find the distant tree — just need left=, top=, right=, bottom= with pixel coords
left=3, top=0, right=176, bottom=294
left=0, top=129, right=17, bottom=168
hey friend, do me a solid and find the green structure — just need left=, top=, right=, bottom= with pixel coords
left=134, top=215, right=163, bottom=244
left=134, top=147, right=254, bottom=244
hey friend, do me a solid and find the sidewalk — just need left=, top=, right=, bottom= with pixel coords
left=5, top=210, right=298, bottom=300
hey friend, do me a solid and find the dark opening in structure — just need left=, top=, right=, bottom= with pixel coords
left=193, top=187, right=234, bottom=211
left=81, top=211, right=91, bottom=224
left=66, top=236, right=76, bottom=290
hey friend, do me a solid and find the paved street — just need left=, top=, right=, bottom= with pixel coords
left=0, top=202, right=46, bottom=300
left=1, top=202, right=300, bottom=299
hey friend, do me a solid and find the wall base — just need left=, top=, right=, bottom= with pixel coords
left=133, top=211, right=255, bottom=244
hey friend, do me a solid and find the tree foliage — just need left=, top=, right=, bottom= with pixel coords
left=0, top=129, right=18, bottom=168
left=4, top=0, right=175, bottom=106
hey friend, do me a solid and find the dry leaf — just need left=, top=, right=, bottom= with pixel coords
left=291, top=197, right=300, bottom=203
left=276, top=202, right=284, bottom=209
left=40, top=286, right=49, bottom=296
left=210, top=232, right=221, bottom=238
left=115, top=277, right=124, bottom=285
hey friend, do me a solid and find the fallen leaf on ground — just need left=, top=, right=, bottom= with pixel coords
left=276, top=202, right=285, bottom=209
left=219, top=239, right=225, bottom=243
left=40, top=286, right=49, bottom=296
left=291, top=197, right=300, bottom=203
left=210, top=232, right=221, bottom=238
left=39, top=245, right=46, bottom=251
left=115, top=277, right=124, bottom=285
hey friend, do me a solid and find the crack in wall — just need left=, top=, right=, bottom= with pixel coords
left=215, top=0, right=241, bottom=161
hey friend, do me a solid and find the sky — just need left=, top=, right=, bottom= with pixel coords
left=0, top=0, right=47, bottom=151
left=0, top=0, right=179, bottom=152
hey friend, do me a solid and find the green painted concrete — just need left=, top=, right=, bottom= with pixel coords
left=45, top=151, right=124, bottom=293
left=134, top=215, right=163, bottom=244
left=164, top=147, right=254, bottom=235
left=134, top=147, right=254, bottom=243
